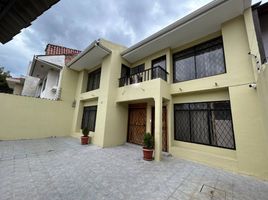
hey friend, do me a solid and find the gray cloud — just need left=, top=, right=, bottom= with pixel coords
left=0, top=0, right=264, bottom=76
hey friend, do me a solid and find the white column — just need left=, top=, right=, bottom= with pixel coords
left=154, top=97, right=162, bottom=161
left=71, top=71, right=86, bottom=135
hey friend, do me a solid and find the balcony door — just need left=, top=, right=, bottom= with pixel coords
left=152, top=55, right=167, bottom=80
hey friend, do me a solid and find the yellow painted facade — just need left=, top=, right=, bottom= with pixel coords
left=70, top=10, right=268, bottom=180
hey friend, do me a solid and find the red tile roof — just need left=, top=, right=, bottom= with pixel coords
left=45, top=44, right=81, bottom=56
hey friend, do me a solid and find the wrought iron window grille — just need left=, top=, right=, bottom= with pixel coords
left=174, top=101, right=236, bottom=150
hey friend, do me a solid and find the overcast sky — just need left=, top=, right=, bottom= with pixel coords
left=0, top=0, right=264, bottom=76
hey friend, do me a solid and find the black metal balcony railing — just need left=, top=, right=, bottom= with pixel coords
left=119, top=66, right=169, bottom=87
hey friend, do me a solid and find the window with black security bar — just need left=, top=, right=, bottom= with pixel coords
left=174, top=101, right=236, bottom=150
left=173, top=37, right=226, bottom=83
left=81, top=106, right=97, bottom=131
left=87, top=68, right=101, bottom=92
left=152, top=55, right=167, bottom=80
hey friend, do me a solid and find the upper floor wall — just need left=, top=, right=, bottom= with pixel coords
left=72, top=1, right=256, bottom=103
left=70, top=39, right=127, bottom=102
left=117, top=14, right=255, bottom=98
left=71, top=15, right=256, bottom=105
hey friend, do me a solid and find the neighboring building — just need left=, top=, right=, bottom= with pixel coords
left=21, top=75, right=41, bottom=97
left=23, top=44, right=81, bottom=99
left=6, top=77, right=25, bottom=95
left=65, top=0, right=268, bottom=180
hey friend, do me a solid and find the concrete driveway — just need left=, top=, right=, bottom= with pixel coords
left=0, top=137, right=267, bottom=200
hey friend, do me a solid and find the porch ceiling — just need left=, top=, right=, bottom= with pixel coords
left=67, top=40, right=111, bottom=71
left=117, top=98, right=155, bottom=105
left=30, top=57, right=61, bottom=79
left=121, top=0, right=251, bottom=63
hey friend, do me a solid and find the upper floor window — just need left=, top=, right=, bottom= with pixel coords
left=152, top=55, right=167, bottom=80
left=173, top=37, right=226, bottom=83
left=254, top=7, right=268, bottom=64
left=130, top=64, right=145, bottom=75
left=121, top=64, right=130, bottom=78
left=130, top=64, right=145, bottom=84
left=119, top=64, right=145, bottom=87
left=87, top=68, right=101, bottom=92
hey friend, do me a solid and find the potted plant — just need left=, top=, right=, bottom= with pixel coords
left=81, top=127, right=91, bottom=145
left=143, top=132, right=154, bottom=161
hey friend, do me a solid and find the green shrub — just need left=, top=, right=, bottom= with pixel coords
left=143, top=133, right=154, bottom=149
left=82, top=127, right=89, bottom=137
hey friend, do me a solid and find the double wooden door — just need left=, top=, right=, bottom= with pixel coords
left=127, top=104, right=147, bottom=145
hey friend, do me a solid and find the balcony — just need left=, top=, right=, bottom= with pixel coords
left=119, top=66, right=169, bottom=87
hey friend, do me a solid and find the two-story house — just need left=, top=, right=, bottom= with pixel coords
left=63, top=0, right=268, bottom=180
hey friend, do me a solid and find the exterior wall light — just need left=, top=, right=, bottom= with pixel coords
left=72, top=100, right=76, bottom=108
left=249, top=83, right=257, bottom=89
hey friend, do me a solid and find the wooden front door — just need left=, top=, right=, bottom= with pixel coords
left=127, top=104, right=147, bottom=145
left=151, top=107, right=168, bottom=152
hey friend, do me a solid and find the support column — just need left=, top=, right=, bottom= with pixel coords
left=154, top=96, right=162, bottom=161
left=167, top=100, right=173, bottom=152
left=73, top=101, right=84, bottom=133
left=71, top=70, right=87, bottom=135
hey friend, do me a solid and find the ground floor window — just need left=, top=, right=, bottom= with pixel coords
left=174, top=101, right=235, bottom=149
left=81, top=106, right=97, bottom=131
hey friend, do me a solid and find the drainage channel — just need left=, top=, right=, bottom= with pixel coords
left=200, top=184, right=227, bottom=200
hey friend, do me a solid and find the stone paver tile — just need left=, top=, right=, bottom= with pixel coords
left=1, top=137, right=268, bottom=200
left=171, top=190, right=191, bottom=200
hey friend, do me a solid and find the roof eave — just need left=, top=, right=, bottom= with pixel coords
left=29, top=56, right=62, bottom=76
left=67, top=39, right=112, bottom=69
left=121, top=0, right=227, bottom=57
left=35, top=58, right=62, bottom=70
left=121, top=0, right=251, bottom=59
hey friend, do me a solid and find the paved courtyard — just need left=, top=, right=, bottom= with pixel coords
left=0, top=137, right=268, bottom=200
